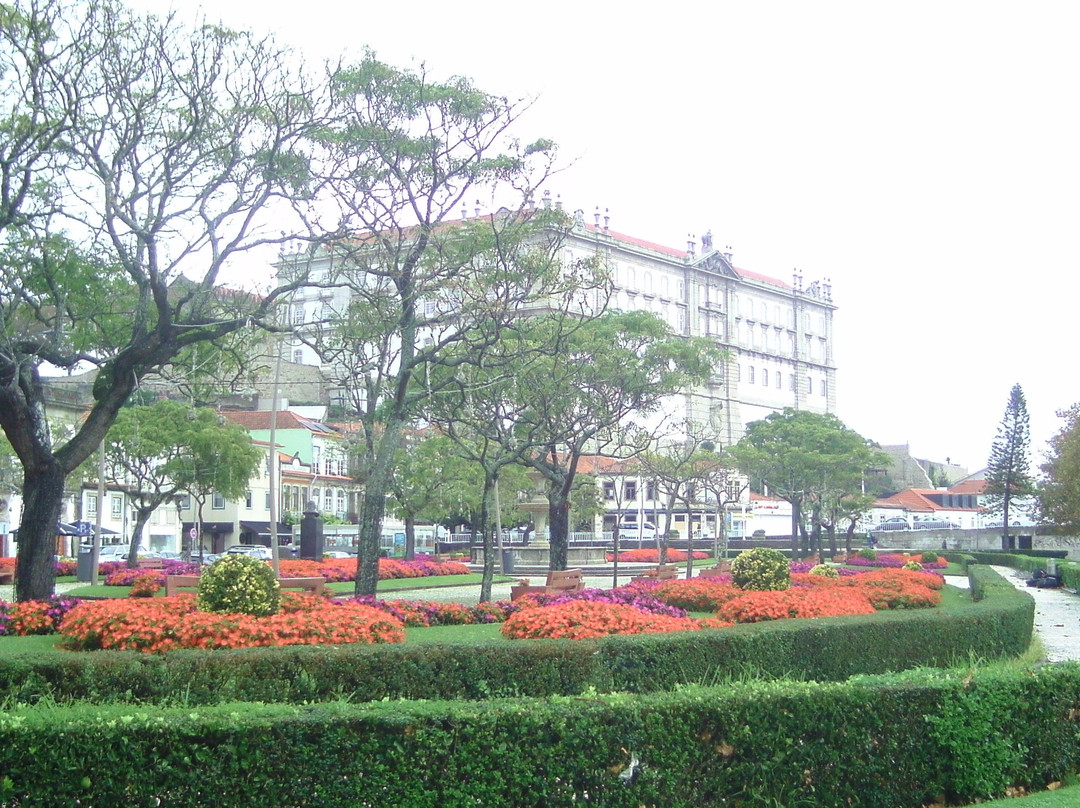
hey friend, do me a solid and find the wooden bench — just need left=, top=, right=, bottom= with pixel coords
left=631, top=563, right=679, bottom=583
left=698, top=560, right=733, bottom=579
left=510, top=568, right=584, bottom=600
left=136, top=557, right=164, bottom=569
left=165, top=574, right=326, bottom=597
left=0, top=568, right=13, bottom=585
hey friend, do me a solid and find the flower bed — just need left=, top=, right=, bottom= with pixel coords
left=0, top=595, right=80, bottom=636
left=606, top=548, right=709, bottom=563
left=59, top=592, right=405, bottom=652
left=846, top=552, right=947, bottom=570
left=501, top=600, right=704, bottom=640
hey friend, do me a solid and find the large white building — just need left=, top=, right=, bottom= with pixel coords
left=282, top=203, right=838, bottom=447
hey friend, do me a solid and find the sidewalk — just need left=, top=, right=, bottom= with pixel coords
left=990, top=565, right=1080, bottom=663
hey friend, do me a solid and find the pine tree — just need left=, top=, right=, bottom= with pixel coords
left=984, top=384, right=1035, bottom=542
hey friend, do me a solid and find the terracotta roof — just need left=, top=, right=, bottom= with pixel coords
left=222, top=410, right=336, bottom=436
left=734, top=267, right=792, bottom=291
left=949, top=479, right=986, bottom=495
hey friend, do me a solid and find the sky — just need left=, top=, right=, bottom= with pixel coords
left=128, top=0, right=1080, bottom=475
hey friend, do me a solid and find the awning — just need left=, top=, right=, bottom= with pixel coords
left=68, top=521, right=119, bottom=536
left=240, top=521, right=293, bottom=540
left=182, top=521, right=234, bottom=535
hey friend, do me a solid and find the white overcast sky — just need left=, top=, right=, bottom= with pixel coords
left=129, top=0, right=1080, bottom=475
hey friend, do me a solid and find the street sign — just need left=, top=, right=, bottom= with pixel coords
left=189, top=527, right=198, bottom=539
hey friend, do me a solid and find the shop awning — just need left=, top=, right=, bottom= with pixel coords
left=181, top=521, right=234, bottom=535
left=240, top=521, right=293, bottom=540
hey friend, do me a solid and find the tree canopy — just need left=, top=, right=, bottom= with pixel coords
left=1039, top=403, right=1080, bottom=531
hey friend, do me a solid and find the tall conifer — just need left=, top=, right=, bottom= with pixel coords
left=985, top=384, right=1035, bottom=543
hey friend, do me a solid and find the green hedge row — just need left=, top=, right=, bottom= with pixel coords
left=0, top=566, right=1034, bottom=707
left=3, top=662, right=1079, bottom=808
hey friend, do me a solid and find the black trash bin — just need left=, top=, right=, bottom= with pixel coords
left=500, top=549, right=515, bottom=575
left=76, top=547, right=94, bottom=582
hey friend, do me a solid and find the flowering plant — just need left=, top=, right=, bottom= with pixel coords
left=0, top=595, right=80, bottom=636
left=502, top=600, right=700, bottom=640
left=128, top=573, right=163, bottom=598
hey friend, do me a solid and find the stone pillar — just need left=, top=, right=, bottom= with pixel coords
left=299, top=501, right=324, bottom=560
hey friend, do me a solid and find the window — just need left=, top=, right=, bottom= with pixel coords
left=212, top=492, right=225, bottom=509
left=762, top=369, right=769, bottom=387
left=323, top=488, right=333, bottom=510
left=821, top=379, right=828, bottom=397
left=603, top=481, right=616, bottom=500
left=179, top=495, right=191, bottom=510
left=624, top=481, right=638, bottom=501
left=245, top=490, right=253, bottom=509
left=291, top=304, right=304, bottom=325
left=748, top=366, right=755, bottom=384
left=320, top=302, right=332, bottom=321
left=87, top=494, right=97, bottom=516
left=646, top=482, right=658, bottom=500
left=775, top=371, right=782, bottom=389
left=337, top=490, right=346, bottom=515
left=111, top=495, right=122, bottom=518
left=265, top=491, right=272, bottom=510
left=789, top=374, right=796, bottom=392
left=806, top=376, right=812, bottom=394
left=293, top=349, right=303, bottom=363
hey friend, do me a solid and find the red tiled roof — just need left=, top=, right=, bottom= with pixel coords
left=222, top=411, right=334, bottom=435
left=949, top=479, right=986, bottom=495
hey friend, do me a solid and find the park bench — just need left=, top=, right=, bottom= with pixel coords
left=698, top=560, right=733, bottom=579
left=510, top=568, right=584, bottom=600
left=165, top=574, right=326, bottom=597
left=631, top=563, right=680, bottom=583
left=136, top=557, right=164, bottom=569
left=0, top=568, right=13, bottom=585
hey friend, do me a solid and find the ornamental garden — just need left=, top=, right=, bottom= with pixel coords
left=0, top=548, right=1073, bottom=808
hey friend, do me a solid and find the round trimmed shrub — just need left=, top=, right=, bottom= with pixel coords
left=921, top=551, right=939, bottom=564
left=730, top=547, right=790, bottom=591
left=809, top=563, right=839, bottom=578
left=903, top=560, right=924, bottom=571
left=197, top=554, right=280, bottom=616
left=858, top=548, right=877, bottom=561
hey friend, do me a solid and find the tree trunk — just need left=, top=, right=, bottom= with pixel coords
left=404, top=514, right=416, bottom=561
left=125, top=508, right=154, bottom=568
left=15, top=462, right=66, bottom=602
left=354, top=485, right=389, bottom=597
left=547, top=489, right=570, bottom=571
left=790, top=499, right=802, bottom=560
left=478, top=475, right=496, bottom=603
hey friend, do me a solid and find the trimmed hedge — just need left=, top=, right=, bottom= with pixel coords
left=2, top=663, right=1080, bottom=807
left=0, top=566, right=1034, bottom=706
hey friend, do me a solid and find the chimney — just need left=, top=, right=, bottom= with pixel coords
left=543, top=189, right=552, bottom=208
left=475, top=200, right=481, bottom=219
left=555, top=194, right=563, bottom=211
left=687, top=234, right=696, bottom=258
left=603, top=208, right=610, bottom=231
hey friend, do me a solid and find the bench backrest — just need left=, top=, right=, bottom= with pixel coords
left=164, top=574, right=201, bottom=597
left=165, top=574, right=325, bottom=597
left=545, top=568, right=584, bottom=593
left=655, top=564, right=678, bottom=580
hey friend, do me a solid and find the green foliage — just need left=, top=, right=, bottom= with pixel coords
left=921, top=551, right=939, bottom=564
left=809, top=563, right=839, bottom=578
left=984, top=384, right=1035, bottom=526
left=903, top=560, right=924, bottom=571
left=730, top=547, right=790, bottom=591
left=1039, top=402, right=1080, bottom=531
left=196, top=555, right=280, bottom=617
left=858, top=548, right=878, bottom=561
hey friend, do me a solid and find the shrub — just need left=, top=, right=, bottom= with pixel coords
left=730, top=547, right=790, bottom=591
left=809, top=564, right=839, bottom=578
left=921, top=551, right=939, bottom=564
left=196, top=554, right=280, bottom=617
left=858, top=548, right=877, bottom=561
left=501, top=600, right=699, bottom=640
left=903, top=561, right=925, bottom=571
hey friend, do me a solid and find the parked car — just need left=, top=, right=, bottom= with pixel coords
left=912, top=519, right=960, bottom=530
left=987, top=520, right=1021, bottom=528
left=225, top=545, right=273, bottom=560
left=873, top=518, right=910, bottom=531
left=94, top=544, right=128, bottom=562
left=322, top=550, right=353, bottom=559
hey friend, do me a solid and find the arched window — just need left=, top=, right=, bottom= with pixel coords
left=762, top=369, right=769, bottom=387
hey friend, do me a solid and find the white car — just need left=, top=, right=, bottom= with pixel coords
left=225, top=545, right=273, bottom=560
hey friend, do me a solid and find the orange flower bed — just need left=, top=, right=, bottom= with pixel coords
left=501, top=600, right=702, bottom=640
left=276, top=557, right=471, bottom=583
left=715, top=587, right=877, bottom=623
left=607, top=549, right=708, bottom=563
left=643, top=579, right=743, bottom=612
left=59, top=592, right=405, bottom=653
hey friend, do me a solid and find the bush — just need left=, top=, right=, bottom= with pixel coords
left=809, top=564, right=839, bottom=578
left=858, top=548, right=877, bottom=561
left=904, top=561, right=925, bottom=571
left=196, top=554, right=280, bottom=617
left=730, top=547, right=790, bottom=591
left=921, top=551, right=939, bottom=564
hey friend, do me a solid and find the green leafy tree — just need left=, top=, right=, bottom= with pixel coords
left=105, top=401, right=262, bottom=568
left=1038, top=403, right=1080, bottom=531
left=984, top=384, right=1035, bottom=543
left=731, top=408, right=888, bottom=559
left=178, top=411, right=263, bottom=562
left=0, top=2, right=317, bottom=600
left=516, top=310, right=724, bottom=570
left=304, top=53, right=573, bottom=597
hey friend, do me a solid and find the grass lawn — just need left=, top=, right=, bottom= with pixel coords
left=980, top=784, right=1080, bottom=807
